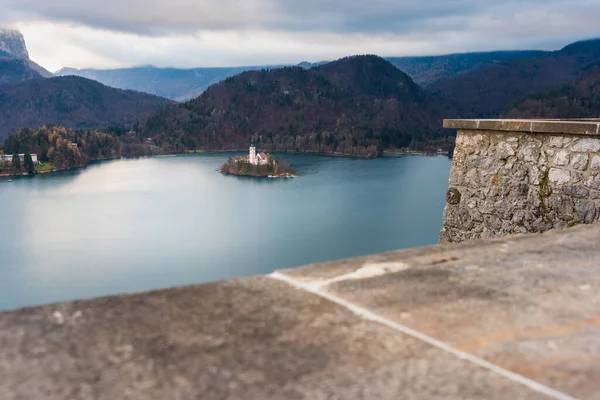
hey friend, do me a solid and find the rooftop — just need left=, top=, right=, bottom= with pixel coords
left=1, top=224, right=599, bottom=399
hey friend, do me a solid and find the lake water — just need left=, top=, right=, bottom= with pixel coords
left=0, top=153, right=451, bottom=310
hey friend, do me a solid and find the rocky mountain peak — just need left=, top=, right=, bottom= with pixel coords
left=0, top=28, right=29, bottom=60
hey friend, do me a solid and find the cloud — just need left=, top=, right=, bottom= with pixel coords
left=5, top=0, right=600, bottom=35
left=2, top=0, right=600, bottom=70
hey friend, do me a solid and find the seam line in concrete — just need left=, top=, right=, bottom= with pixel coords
left=269, top=272, right=578, bottom=400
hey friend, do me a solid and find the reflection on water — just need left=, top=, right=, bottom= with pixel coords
left=0, top=153, right=451, bottom=310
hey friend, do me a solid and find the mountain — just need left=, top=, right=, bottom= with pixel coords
left=503, top=63, right=600, bottom=118
left=387, top=50, right=546, bottom=86
left=55, top=51, right=543, bottom=101
left=56, top=65, right=283, bottom=102
left=0, top=28, right=53, bottom=86
left=0, top=28, right=29, bottom=59
left=429, top=39, right=600, bottom=118
left=0, top=55, right=43, bottom=86
left=142, top=55, right=445, bottom=157
left=0, top=76, right=173, bottom=140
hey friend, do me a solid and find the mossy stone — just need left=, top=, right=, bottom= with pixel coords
left=446, top=188, right=462, bottom=205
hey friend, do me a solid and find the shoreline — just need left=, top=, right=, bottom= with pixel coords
left=0, top=165, right=83, bottom=178
left=383, top=150, right=450, bottom=156
left=220, top=170, right=298, bottom=179
left=184, top=149, right=378, bottom=159
left=1, top=150, right=444, bottom=179
left=0, top=156, right=122, bottom=178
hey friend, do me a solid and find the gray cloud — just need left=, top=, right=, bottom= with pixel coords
left=3, top=0, right=598, bottom=36
left=2, top=0, right=600, bottom=70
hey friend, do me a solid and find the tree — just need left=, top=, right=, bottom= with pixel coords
left=24, top=153, right=35, bottom=174
left=12, top=154, right=21, bottom=170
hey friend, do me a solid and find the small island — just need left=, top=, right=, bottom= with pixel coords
left=220, top=144, right=296, bottom=178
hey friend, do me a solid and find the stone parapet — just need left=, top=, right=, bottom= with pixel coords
left=444, top=119, right=600, bottom=135
left=440, top=119, right=600, bottom=243
left=1, top=225, right=600, bottom=399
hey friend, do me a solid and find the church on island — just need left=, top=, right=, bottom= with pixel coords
left=246, top=144, right=268, bottom=166
left=219, top=143, right=296, bottom=178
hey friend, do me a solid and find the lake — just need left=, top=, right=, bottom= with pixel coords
left=0, top=153, right=451, bottom=310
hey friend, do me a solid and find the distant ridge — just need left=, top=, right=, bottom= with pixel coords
left=142, top=55, right=445, bottom=156
left=56, top=65, right=286, bottom=101
left=503, top=63, right=600, bottom=118
left=429, top=39, right=600, bottom=118
left=55, top=50, right=545, bottom=101
left=386, top=50, right=546, bottom=86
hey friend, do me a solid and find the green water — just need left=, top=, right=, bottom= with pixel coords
left=0, top=153, right=451, bottom=310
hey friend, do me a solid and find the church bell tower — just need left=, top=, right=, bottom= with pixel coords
left=249, top=143, right=256, bottom=165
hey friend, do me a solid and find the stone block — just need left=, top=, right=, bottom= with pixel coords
left=496, top=142, right=516, bottom=158
left=518, top=142, right=541, bottom=163
left=562, top=186, right=590, bottom=199
left=548, top=196, right=574, bottom=215
left=480, top=120, right=532, bottom=132
left=448, top=172, right=464, bottom=186
left=584, top=174, right=600, bottom=191
left=553, top=150, right=570, bottom=166
left=571, top=154, right=589, bottom=171
left=547, top=136, right=565, bottom=148
left=575, top=200, right=598, bottom=223
left=530, top=121, right=599, bottom=135
left=446, top=188, right=462, bottom=205
left=531, top=217, right=552, bottom=233
left=458, top=133, right=490, bottom=156
left=483, top=215, right=503, bottom=231
left=590, top=155, right=600, bottom=170
left=443, top=120, right=480, bottom=129
left=571, top=171, right=584, bottom=184
left=511, top=210, right=526, bottom=223
left=548, top=168, right=571, bottom=185
left=572, top=138, right=600, bottom=153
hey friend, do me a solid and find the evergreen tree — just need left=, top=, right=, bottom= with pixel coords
left=24, top=153, right=35, bottom=174
left=12, top=153, right=21, bottom=170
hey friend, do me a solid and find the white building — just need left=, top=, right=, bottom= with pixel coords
left=0, top=153, right=39, bottom=166
left=247, top=144, right=268, bottom=166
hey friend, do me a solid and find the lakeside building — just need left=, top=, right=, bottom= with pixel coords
left=0, top=153, right=38, bottom=166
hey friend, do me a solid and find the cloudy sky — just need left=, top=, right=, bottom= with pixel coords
left=2, top=0, right=600, bottom=72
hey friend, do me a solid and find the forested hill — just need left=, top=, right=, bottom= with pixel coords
left=0, top=76, right=173, bottom=140
left=429, top=39, right=600, bottom=118
left=0, top=55, right=43, bottom=86
left=387, top=50, right=546, bottom=87
left=1, top=125, right=164, bottom=173
left=503, top=63, right=600, bottom=118
left=143, top=55, right=447, bottom=157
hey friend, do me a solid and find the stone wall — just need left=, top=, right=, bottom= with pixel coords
left=440, top=119, right=600, bottom=243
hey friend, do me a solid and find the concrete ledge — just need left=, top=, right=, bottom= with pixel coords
left=444, top=119, right=600, bottom=135
left=1, top=225, right=600, bottom=399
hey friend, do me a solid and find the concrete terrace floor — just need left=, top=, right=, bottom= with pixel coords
left=1, top=225, right=600, bottom=399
